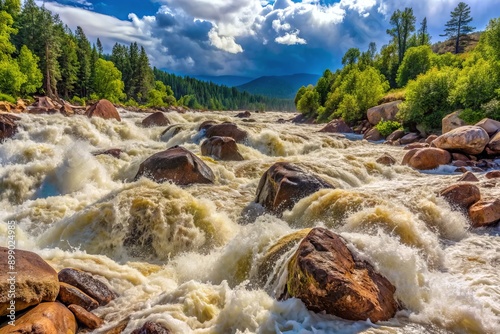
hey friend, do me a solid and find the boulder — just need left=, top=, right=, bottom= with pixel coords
left=376, top=153, right=397, bottom=166
left=58, top=268, right=116, bottom=306
left=141, top=112, right=170, bottom=127
left=363, top=127, right=384, bottom=141
left=206, top=122, right=248, bottom=142
left=439, top=184, right=481, bottom=210
left=201, top=136, right=244, bottom=161
left=404, top=143, right=428, bottom=150
left=433, top=126, right=490, bottom=155
left=485, top=170, right=500, bottom=179
left=468, top=198, right=500, bottom=227
left=319, top=119, right=353, bottom=133
left=366, top=100, right=402, bottom=125
left=85, top=99, right=121, bottom=121
left=487, top=132, right=500, bottom=154
left=0, top=101, right=14, bottom=112
left=400, top=133, right=421, bottom=145
left=3, top=302, right=77, bottom=334
left=425, top=134, right=438, bottom=144
left=134, top=146, right=214, bottom=185
left=442, top=110, right=466, bottom=134
left=452, top=153, right=470, bottom=161
left=236, top=111, right=251, bottom=118
left=198, top=120, right=218, bottom=132
left=285, top=228, right=397, bottom=322
left=67, top=304, right=103, bottom=330
left=458, top=171, right=479, bottom=182
left=475, top=118, right=500, bottom=136
left=0, top=113, right=20, bottom=142
left=402, top=148, right=451, bottom=170
left=0, top=247, right=59, bottom=316
left=131, top=321, right=170, bottom=334
left=255, top=162, right=334, bottom=215
left=386, top=129, right=405, bottom=142
left=60, top=103, right=74, bottom=116
left=57, top=282, right=99, bottom=311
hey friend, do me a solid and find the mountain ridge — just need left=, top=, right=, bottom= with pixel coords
left=237, top=73, right=321, bottom=99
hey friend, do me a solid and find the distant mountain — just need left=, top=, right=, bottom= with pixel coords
left=194, top=75, right=254, bottom=87
left=237, top=73, right=321, bottom=99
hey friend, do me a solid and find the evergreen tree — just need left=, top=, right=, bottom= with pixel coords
left=387, top=8, right=416, bottom=64
left=75, top=26, right=91, bottom=97
left=57, top=27, right=79, bottom=98
left=342, top=48, right=361, bottom=66
left=96, top=37, right=103, bottom=57
left=136, top=46, right=154, bottom=102
left=418, top=17, right=431, bottom=46
left=126, top=42, right=139, bottom=98
left=442, top=2, right=475, bottom=54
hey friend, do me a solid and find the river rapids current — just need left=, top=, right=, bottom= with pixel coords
left=0, top=109, right=499, bottom=333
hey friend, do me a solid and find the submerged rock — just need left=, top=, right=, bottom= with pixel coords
left=135, top=146, right=214, bottom=185
left=439, top=183, right=481, bottom=210
left=376, top=153, right=397, bottom=166
left=131, top=321, right=170, bottom=334
left=142, top=112, right=170, bottom=127
left=458, top=171, right=479, bottom=182
left=206, top=122, right=248, bottom=142
left=402, top=148, right=451, bottom=170
left=236, top=110, right=251, bottom=118
left=255, top=162, right=334, bottom=215
left=284, top=228, right=397, bottom=322
left=319, top=119, right=352, bottom=133
left=198, top=120, right=218, bottom=131
left=68, top=304, right=103, bottom=330
left=58, top=282, right=99, bottom=311
left=433, top=126, right=490, bottom=155
left=0, top=113, right=20, bottom=142
left=201, top=136, right=244, bottom=161
left=85, top=99, right=121, bottom=121
left=0, top=247, right=59, bottom=316
left=58, top=268, right=116, bottom=306
left=468, top=198, right=500, bottom=227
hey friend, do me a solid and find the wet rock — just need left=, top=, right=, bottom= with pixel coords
left=442, top=110, right=466, bottom=134
left=404, top=143, right=428, bottom=150
left=452, top=153, right=470, bottom=161
left=402, top=148, right=451, bottom=170
left=198, top=120, right=218, bottom=132
left=425, top=134, right=438, bottom=144
left=142, top=112, right=170, bottom=127
left=400, top=132, right=421, bottom=145
left=93, top=148, right=123, bottom=158
left=85, top=99, right=121, bottom=121
left=4, top=302, right=77, bottom=334
left=485, top=170, right=500, bottom=179
left=101, top=319, right=129, bottom=334
left=0, top=101, right=14, bottom=112
left=363, top=127, right=383, bottom=141
left=319, top=119, right=353, bottom=133
left=206, top=122, right=248, bottom=142
left=433, top=126, right=490, bottom=155
left=68, top=304, right=103, bottom=329
left=134, top=146, right=214, bottom=185
left=285, top=228, right=397, bottom=322
left=58, top=268, right=116, bottom=306
left=376, top=153, right=397, bottom=166
left=439, top=184, right=481, bottom=210
left=458, top=171, right=479, bottom=182
left=60, top=103, right=74, bottom=116
left=386, top=129, right=405, bottom=142
left=131, top=321, right=170, bottom=334
left=0, top=113, right=20, bottom=142
left=475, top=118, right=500, bottom=136
left=57, top=282, right=99, bottom=311
left=487, top=132, right=500, bottom=154
left=454, top=166, right=468, bottom=173
left=161, top=124, right=183, bottom=139
left=366, top=100, right=401, bottom=125
left=32, top=96, right=57, bottom=109
left=255, top=162, right=334, bottom=215
left=201, top=136, right=244, bottom=161
left=0, top=247, right=59, bottom=316
left=468, top=198, right=500, bottom=227
left=236, top=110, right=251, bottom=118
left=291, top=114, right=316, bottom=124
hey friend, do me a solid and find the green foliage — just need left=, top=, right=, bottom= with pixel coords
left=375, top=120, right=403, bottom=137
left=431, top=52, right=463, bottom=69
left=147, top=80, right=176, bottom=107
left=374, top=43, right=399, bottom=88
left=17, top=45, right=42, bottom=95
left=480, top=18, right=500, bottom=60
left=459, top=108, right=484, bottom=124
left=342, top=48, right=361, bottom=66
left=69, top=96, right=85, bottom=106
left=0, top=0, right=20, bottom=18
left=0, top=11, right=16, bottom=60
left=92, top=58, right=125, bottom=103
left=294, top=86, right=307, bottom=106
left=443, top=2, right=475, bottom=54
left=0, top=59, right=25, bottom=96
left=396, top=45, right=433, bottom=87
left=481, top=99, right=500, bottom=120
left=297, top=86, right=320, bottom=116
left=387, top=7, right=416, bottom=63
left=0, top=92, right=16, bottom=103
left=315, top=70, right=334, bottom=105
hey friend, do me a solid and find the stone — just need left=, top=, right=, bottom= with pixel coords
left=319, top=119, right=353, bottom=133
left=425, top=134, right=438, bottom=144
left=454, top=166, right=468, bottom=173
left=255, top=162, right=334, bottom=215
left=57, top=282, right=99, bottom=311
left=0, top=113, right=20, bottom=142
left=58, top=268, right=116, bottom=306
left=16, top=99, right=27, bottom=112
left=452, top=153, right=470, bottom=161
left=366, top=100, right=402, bottom=125
left=458, top=171, right=479, bottom=182
left=60, top=103, right=74, bottom=116
left=67, top=304, right=103, bottom=329
left=404, top=143, right=428, bottom=150
left=236, top=111, right=251, bottom=118
left=93, top=148, right=123, bottom=158
left=141, top=112, right=170, bottom=127
left=475, top=118, right=500, bottom=136
left=386, top=129, right=405, bottom=142
left=433, top=126, right=490, bottom=155
left=487, top=132, right=500, bottom=154
left=101, top=319, right=129, bottom=334
left=439, top=184, right=481, bottom=210
left=485, top=171, right=500, bottom=179
left=0, top=101, right=13, bottom=112
left=402, top=148, right=451, bottom=170
left=285, top=228, right=397, bottom=322
left=134, top=146, right=214, bottom=185
left=442, top=110, right=466, bottom=134
left=376, top=153, right=397, bottom=166
left=0, top=247, right=59, bottom=316
left=468, top=198, right=500, bottom=227
left=3, top=302, right=77, bottom=334
left=206, top=122, right=248, bottom=142
left=201, top=136, right=244, bottom=161
left=32, top=96, right=56, bottom=110
left=198, top=120, right=218, bottom=132
left=131, top=321, right=170, bottom=334
left=363, top=127, right=384, bottom=141
left=85, top=99, right=121, bottom=121
left=400, top=133, right=421, bottom=145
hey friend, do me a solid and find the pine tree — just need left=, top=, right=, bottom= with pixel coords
left=443, top=2, right=475, bottom=54
left=75, top=26, right=91, bottom=97
left=57, top=27, right=79, bottom=98
left=418, top=17, right=431, bottom=46
left=387, top=7, right=416, bottom=64
left=96, top=37, right=103, bottom=57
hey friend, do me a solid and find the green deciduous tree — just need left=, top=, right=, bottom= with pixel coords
left=17, top=45, right=42, bottom=95
left=387, top=8, right=416, bottom=64
left=0, top=10, right=16, bottom=60
left=442, top=2, right=475, bottom=54
left=0, top=59, right=25, bottom=96
left=297, top=85, right=319, bottom=116
left=396, top=45, right=433, bottom=87
left=0, top=0, right=20, bottom=18
left=92, top=58, right=125, bottom=102
left=342, top=48, right=361, bottom=66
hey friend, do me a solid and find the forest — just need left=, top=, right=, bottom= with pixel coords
left=0, top=0, right=293, bottom=111
left=295, top=2, right=500, bottom=133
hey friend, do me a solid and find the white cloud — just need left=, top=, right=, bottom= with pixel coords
left=275, top=31, right=307, bottom=45
left=208, top=28, right=244, bottom=53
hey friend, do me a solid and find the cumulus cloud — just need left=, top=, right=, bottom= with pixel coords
left=275, top=30, right=307, bottom=45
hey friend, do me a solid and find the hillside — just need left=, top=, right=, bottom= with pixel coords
left=194, top=75, right=254, bottom=87
left=431, top=32, right=482, bottom=54
left=237, top=73, right=321, bottom=99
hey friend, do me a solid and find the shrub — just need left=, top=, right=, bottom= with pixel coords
left=0, top=93, right=16, bottom=104
left=69, top=96, right=86, bottom=106
left=482, top=99, right=500, bottom=120
left=375, top=120, right=403, bottom=137
left=458, top=109, right=484, bottom=124
left=396, top=46, right=433, bottom=87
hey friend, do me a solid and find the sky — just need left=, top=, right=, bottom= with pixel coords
left=35, top=0, right=500, bottom=78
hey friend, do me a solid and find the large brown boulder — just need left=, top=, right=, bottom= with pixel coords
left=134, top=146, right=214, bottom=185
left=487, top=132, right=500, bottom=154
left=458, top=171, right=479, bottom=182
left=363, top=127, right=384, bottom=141
left=442, top=110, right=466, bottom=134
left=255, top=162, right=334, bottom=215
left=205, top=122, right=248, bottom=142
left=400, top=132, right=421, bottom=145
left=0, top=113, right=20, bottom=142
left=468, top=198, right=500, bottom=227
left=285, top=228, right=397, bottom=322
left=198, top=120, right=218, bottom=132
left=85, top=99, right=121, bottom=121
left=141, top=112, right=170, bottom=127
left=58, top=268, right=116, bottom=306
left=0, top=247, right=59, bottom=316
left=366, top=100, right=401, bottom=125
left=386, top=129, right=405, bottom=142
left=67, top=304, right=103, bottom=330
left=475, top=118, right=500, bottom=136
left=201, top=136, right=244, bottom=161
left=2, top=302, right=77, bottom=334
left=319, top=119, right=353, bottom=133
left=402, top=148, right=451, bottom=170
left=131, top=321, right=170, bottom=334
left=439, top=184, right=481, bottom=210
left=433, top=126, right=490, bottom=155
left=57, top=282, right=99, bottom=311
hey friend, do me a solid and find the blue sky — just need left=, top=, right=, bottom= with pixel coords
left=38, top=0, right=500, bottom=78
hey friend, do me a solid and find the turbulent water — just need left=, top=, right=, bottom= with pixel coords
left=0, top=109, right=499, bottom=333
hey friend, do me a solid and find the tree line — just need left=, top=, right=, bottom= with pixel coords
left=295, top=2, right=500, bottom=131
left=0, top=0, right=293, bottom=110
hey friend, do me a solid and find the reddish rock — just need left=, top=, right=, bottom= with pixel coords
left=58, top=268, right=116, bottom=306
left=404, top=143, right=428, bottom=150
left=452, top=153, right=470, bottom=161
left=206, top=122, right=248, bottom=142
left=487, top=132, right=500, bottom=154
left=454, top=166, right=469, bottom=173
left=468, top=198, right=500, bottom=227
left=366, top=100, right=401, bottom=125
left=57, top=282, right=99, bottom=311
left=433, top=126, right=490, bottom=155
left=364, top=127, right=384, bottom=141
left=442, top=110, right=466, bottom=134
left=85, top=99, right=121, bottom=121
left=319, top=119, right=353, bottom=133
left=0, top=113, right=20, bottom=142
left=0, top=101, right=14, bottom=112
left=131, top=321, right=170, bottom=334
left=452, top=161, right=468, bottom=168
left=386, top=129, right=405, bottom=142
left=400, top=132, right=421, bottom=145
left=485, top=170, right=500, bottom=179
left=201, top=136, right=244, bottom=161
left=60, top=103, right=74, bottom=116
left=142, top=112, right=170, bottom=127
left=376, top=153, right=397, bottom=166
left=198, top=120, right=217, bottom=131
left=255, top=162, right=334, bottom=215
left=285, top=228, right=397, bottom=322
left=458, top=171, right=479, bottom=182
left=236, top=111, right=251, bottom=118
left=68, top=304, right=103, bottom=329
left=475, top=118, right=500, bottom=136
left=439, top=184, right=481, bottom=210
left=32, top=96, right=56, bottom=110
left=425, top=134, right=438, bottom=144
left=134, top=146, right=214, bottom=185
left=402, top=148, right=451, bottom=170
